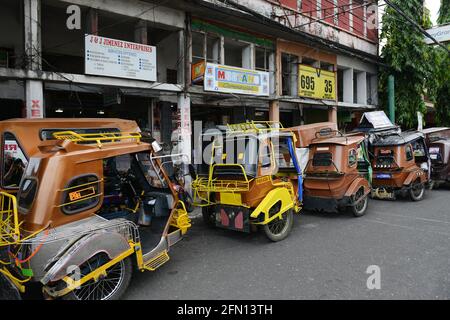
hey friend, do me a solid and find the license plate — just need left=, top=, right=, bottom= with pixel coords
left=376, top=173, right=392, bottom=179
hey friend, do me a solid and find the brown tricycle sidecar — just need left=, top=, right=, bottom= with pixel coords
left=302, top=128, right=372, bottom=217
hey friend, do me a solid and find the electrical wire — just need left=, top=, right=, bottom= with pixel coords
left=383, top=0, right=450, bottom=54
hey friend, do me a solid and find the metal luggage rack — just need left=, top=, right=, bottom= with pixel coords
left=226, top=121, right=284, bottom=134
left=192, top=177, right=251, bottom=193
left=52, top=130, right=142, bottom=148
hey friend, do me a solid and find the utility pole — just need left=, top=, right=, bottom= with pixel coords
left=388, top=75, right=395, bottom=123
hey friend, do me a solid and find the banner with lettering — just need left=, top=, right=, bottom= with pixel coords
left=85, top=34, right=156, bottom=81
left=298, top=65, right=336, bottom=101
left=204, top=63, right=270, bottom=96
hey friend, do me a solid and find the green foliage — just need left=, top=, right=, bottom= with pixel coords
left=432, top=0, right=450, bottom=125
left=379, top=0, right=436, bottom=128
left=437, top=0, right=450, bottom=24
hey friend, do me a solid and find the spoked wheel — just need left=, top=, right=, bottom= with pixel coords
left=63, top=255, right=132, bottom=300
left=262, top=209, right=294, bottom=242
left=409, top=180, right=425, bottom=201
left=351, top=188, right=368, bottom=217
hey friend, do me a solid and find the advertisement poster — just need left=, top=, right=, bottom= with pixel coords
left=85, top=34, right=156, bottom=81
left=204, top=63, right=270, bottom=96
left=298, top=65, right=336, bottom=100
left=4, top=140, right=27, bottom=164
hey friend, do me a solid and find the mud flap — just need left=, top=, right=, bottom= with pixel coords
left=0, top=272, right=21, bottom=300
left=214, top=206, right=250, bottom=233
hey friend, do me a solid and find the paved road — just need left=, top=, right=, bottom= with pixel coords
left=123, top=187, right=450, bottom=300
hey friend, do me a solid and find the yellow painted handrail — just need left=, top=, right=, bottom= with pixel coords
left=52, top=131, right=141, bottom=148
left=226, top=121, right=284, bottom=134
left=0, top=192, right=20, bottom=247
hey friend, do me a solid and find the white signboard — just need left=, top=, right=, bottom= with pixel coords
left=360, top=111, right=394, bottom=129
left=85, top=34, right=156, bottom=81
left=424, top=24, right=450, bottom=44
left=204, top=63, right=270, bottom=96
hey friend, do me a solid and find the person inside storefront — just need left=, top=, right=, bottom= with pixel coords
left=4, top=153, right=25, bottom=187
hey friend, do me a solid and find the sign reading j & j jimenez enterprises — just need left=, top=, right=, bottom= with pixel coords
left=85, top=34, right=156, bottom=81
left=298, top=65, right=336, bottom=101
left=204, top=63, right=270, bottom=96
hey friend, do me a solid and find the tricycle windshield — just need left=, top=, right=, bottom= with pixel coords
left=211, top=135, right=259, bottom=177
left=375, top=148, right=397, bottom=167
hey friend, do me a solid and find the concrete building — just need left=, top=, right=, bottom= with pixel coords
left=0, top=0, right=380, bottom=160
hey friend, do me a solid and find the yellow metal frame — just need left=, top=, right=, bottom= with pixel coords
left=169, top=201, right=192, bottom=235
left=55, top=179, right=103, bottom=209
left=192, top=163, right=253, bottom=207
left=0, top=267, right=28, bottom=293
left=52, top=130, right=142, bottom=148
left=0, top=192, right=20, bottom=247
left=226, top=121, right=284, bottom=134
left=192, top=123, right=302, bottom=225
left=42, top=200, right=192, bottom=299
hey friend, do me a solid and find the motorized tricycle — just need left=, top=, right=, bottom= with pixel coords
left=1, top=118, right=139, bottom=192
left=0, top=128, right=191, bottom=300
left=302, top=129, right=372, bottom=216
left=370, top=131, right=430, bottom=201
left=192, top=121, right=303, bottom=242
left=423, top=128, right=450, bottom=188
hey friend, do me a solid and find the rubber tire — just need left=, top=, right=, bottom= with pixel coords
left=63, top=256, right=133, bottom=300
left=409, top=181, right=425, bottom=201
left=262, top=209, right=294, bottom=242
left=351, top=194, right=368, bottom=217
left=202, top=207, right=215, bottom=227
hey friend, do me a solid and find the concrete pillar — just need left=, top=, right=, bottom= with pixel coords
left=242, top=43, right=255, bottom=69
left=356, top=71, right=367, bottom=105
left=177, top=30, right=185, bottom=85
left=178, top=94, right=192, bottom=163
left=86, top=8, right=98, bottom=35
left=290, top=56, right=298, bottom=96
left=370, top=74, right=378, bottom=105
left=24, top=0, right=41, bottom=70
left=328, top=106, right=337, bottom=124
left=212, top=38, right=220, bottom=64
left=343, top=68, right=353, bottom=103
left=217, top=36, right=225, bottom=64
left=269, top=100, right=280, bottom=124
left=134, top=20, right=148, bottom=44
left=24, top=0, right=43, bottom=119
left=269, top=52, right=276, bottom=95
left=186, top=23, right=193, bottom=87
left=25, top=81, right=44, bottom=118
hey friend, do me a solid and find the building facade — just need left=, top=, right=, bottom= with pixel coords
left=0, top=0, right=380, bottom=160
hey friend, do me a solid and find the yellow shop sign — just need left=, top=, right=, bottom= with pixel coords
left=298, top=65, right=336, bottom=100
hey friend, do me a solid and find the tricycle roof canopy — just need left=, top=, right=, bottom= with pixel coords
left=357, top=111, right=397, bottom=132
left=311, top=134, right=365, bottom=146
left=371, top=131, right=425, bottom=147
left=284, top=122, right=338, bottom=148
left=422, top=127, right=450, bottom=135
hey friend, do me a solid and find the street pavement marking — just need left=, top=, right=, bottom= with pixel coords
left=372, top=212, right=450, bottom=225
left=365, top=218, right=450, bottom=237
